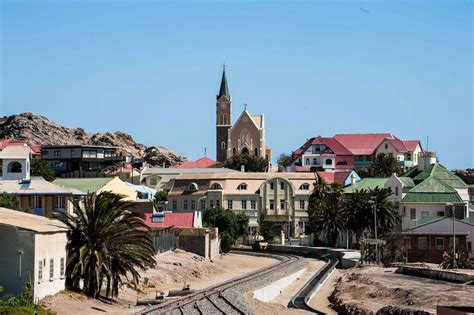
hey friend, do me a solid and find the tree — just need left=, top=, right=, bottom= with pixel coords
left=260, top=221, right=277, bottom=241
left=203, top=207, right=249, bottom=253
left=276, top=153, right=291, bottom=170
left=153, top=190, right=168, bottom=204
left=0, top=193, right=22, bottom=211
left=307, top=177, right=346, bottom=247
left=369, top=153, right=401, bottom=177
left=54, top=191, right=156, bottom=299
left=30, top=158, right=55, bottom=181
left=222, top=154, right=268, bottom=172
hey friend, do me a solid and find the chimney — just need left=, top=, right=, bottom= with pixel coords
left=240, top=164, right=245, bottom=172
left=350, top=174, right=356, bottom=185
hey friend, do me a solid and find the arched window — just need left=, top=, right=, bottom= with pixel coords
left=233, top=147, right=236, bottom=155
left=325, top=159, right=332, bottom=165
left=240, top=129, right=250, bottom=146
left=241, top=147, right=249, bottom=155
left=221, top=141, right=226, bottom=150
left=300, top=183, right=310, bottom=190
left=210, top=183, right=223, bottom=190
left=223, top=115, right=227, bottom=125
left=237, top=183, right=248, bottom=190
left=254, top=148, right=258, bottom=156
left=187, top=183, right=198, bottom=192
left=8, top=161, right=22, bottom=173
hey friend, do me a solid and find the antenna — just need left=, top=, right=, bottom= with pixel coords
left=426, top=136, right=429, bottom=151
left=204, top=147, right=207, bottom=158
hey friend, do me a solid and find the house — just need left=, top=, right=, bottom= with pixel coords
left=0, top=207, right=68, bottom=303
left=166, top=172, right=354, bottom=237
left=0, top=144, right=32, bottom=181
left=215, top=66, right=272, bottom=162
left=140, top=166, right=239, bottom=191
left=41, top=145, right=125, bottom=178
left=288, top=133, right=423, bottom=172
left=0, top=139, right=41, bottom=156
left=53, top=177, right=138, bottom=201
left=173, top=157, right=216, bottom=169
left=402, top=216, right=474, bottom=258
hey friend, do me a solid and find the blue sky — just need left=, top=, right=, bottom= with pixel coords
left=1, top=0, right=472, bottom=169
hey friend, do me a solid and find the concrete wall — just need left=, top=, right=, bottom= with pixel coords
left=396, top=266, right=474, bottom=283
left=253, top=268, right=307, bottom=302
left=34, top=232, right=68, bottom=302
left=0, top=225, right=35, bottom=300
left=2, top=158, right=29, bottom=180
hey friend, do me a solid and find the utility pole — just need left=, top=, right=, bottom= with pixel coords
left=369, top=197, right=378, bottom=264
left=447, top=203, right=457, bottom=268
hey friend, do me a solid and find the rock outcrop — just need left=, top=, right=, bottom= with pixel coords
left=0, top=112, right=186, bottom=166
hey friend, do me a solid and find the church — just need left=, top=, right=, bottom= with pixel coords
left=215, top=67, right=272, bottom=163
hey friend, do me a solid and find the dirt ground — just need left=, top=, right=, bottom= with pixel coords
left=332, top=266, right=474, bottom=313
left=244, top=258, right=325, bottom=315
left=41, top=249, right=277, bottom=315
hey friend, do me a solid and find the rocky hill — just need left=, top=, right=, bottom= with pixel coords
left=0, top=113, right=185, bottom=167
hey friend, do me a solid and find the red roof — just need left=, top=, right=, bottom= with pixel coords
left=174, top=157, right=216, bottom=169
left=145, top=212, right=195, bottom=228
left=0, top=140, right=41, bottom=154
left=316, top=171, right=351, bottom=185
left=334, top=133, right=395, bottom=155
left=402, top=140, right=421, bottom=152
left=289, top=136, right=352, bottom=164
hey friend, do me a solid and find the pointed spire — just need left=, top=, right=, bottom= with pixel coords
left=217, top=64, right=229, bottom=99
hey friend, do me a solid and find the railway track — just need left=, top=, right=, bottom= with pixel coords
left=141, top=252, right=301, bottom=315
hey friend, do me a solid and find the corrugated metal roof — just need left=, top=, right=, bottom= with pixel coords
left=344, top=178, right=389, bottom=193
left=0, top=177, right=77, bottom=195
left=402, top=192, right=463, bottom=203
left=0, top=207, right=68, bottom=233
left=145, top=212, right=195, bottom=228
left=53, top=177, right=113, bottom=193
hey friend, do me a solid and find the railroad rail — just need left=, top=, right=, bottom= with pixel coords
left=140, top=252, right=301, bottom=315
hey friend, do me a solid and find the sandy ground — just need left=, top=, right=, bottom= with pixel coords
left=245, top=258, right=325, bottom=315
left=332, top=266, right=474, bottom=313
left=42, top=249, right=277, bottom=315
left=307, top=268, right=340, bottom=314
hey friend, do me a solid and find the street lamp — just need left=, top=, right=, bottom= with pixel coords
left=368, top=197, right=378, bottom=264
left=446, top=202, right=457, bottom=268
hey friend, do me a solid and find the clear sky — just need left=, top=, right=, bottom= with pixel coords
left=1, top=0, right=472, bottom=169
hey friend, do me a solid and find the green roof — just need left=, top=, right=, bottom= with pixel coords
left=409, top=177, right=456, bottom=193
left=402, top=192, right=463, bottom=203
left=402, top=216, right=444, bottom=230
left=53, top=178, right=113, bottom=194
left=399, top=177, right=415, bottom=188
left=412, top=164, right=467, bottom=189
left=344, top=178, right=388, bottom=193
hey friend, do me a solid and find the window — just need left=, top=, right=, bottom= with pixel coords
left=60, top=258, right=65, bottom=277
left=241, top=200, right=247, bottom=210
left=233, top=147, right=236, bottom=155
left=280, top=199, right=286, bottom=210
left=53, top=196, right=66, bottom=210
left=418, top=237, right=428, bottom=250
left=221, top=142, right=226, bottom=150
left=325, top=159, right=332, bottom=165
left=280, top=182, right=285, bottom=190
left=312, top=158, right=317, bottom=165
left=468, top=242, right=472, bottom=252
left=38, top=261, right=43, bottom=282
left=172, top=200, right=177, bottom=210
left=238, top=183, right=248, bottom=190
left=227, top=200, right=233, bottom=210
left=300, top=183, right=310, bottom=190
left=41, top=150, right=49, bottom=156
left=300, top=200, right=305, bottom=210
left=385, top=143, right=388, bottom=149
left=8, top=162, right=22, bottom=173
left=200, top=199, right=206, bottom=210
left=437, top=211, right=444, bottom=217
left=70, top=149, right=75, bottom=157
left=410, top=208, right=416, bottom=220
left=82, top=150, right=97, bottom=158
left=30, top=196, right=43, bottom=209
left=403, top=237, right=411, bottom=249
left=216, top=200, right=220, bottom=208
left=421, top=211, right=429, bottom=218
left=395, top=187, right=399, bottom=196
left=150, top=177, right=158, bottom=186
left=210, top=199, right=214, bottom=208
left=183, top=200, right=188, bottom=210
left=49, top=258, right=54, bottom=279
left=269, top=199, right=275, bottom=210
left=54, top=150, right=61, bottom=157
left=305, top=158, right=309, bottom=165
left=254, top=148, right=258, bottom=156
left=270, top=182, right=274, bottom=190
left=251, top=200, right=257, bottom=210
left=211, top=183, right=223, bottom=190
left=336, top=160, right=348, bottom=165
left=191, top=200, right=196, bottom=210
left=436, top=238, right=444, bottom=250
left=104, top=150, right=116, bottom=157
left=187, top=183, right=198, bottom=192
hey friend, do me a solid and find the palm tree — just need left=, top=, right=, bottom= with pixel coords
left=55, top=191, right=156, bottom=299
left=31, top=158, right=55, bottom=181
left=370, top=153, right=401, bottom=177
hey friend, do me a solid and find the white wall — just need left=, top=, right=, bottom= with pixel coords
left=401, top=203, right=447, bottom=220
left=34, top=232, right=68, bottom=302
left=2, top=158, right=28, bottom=180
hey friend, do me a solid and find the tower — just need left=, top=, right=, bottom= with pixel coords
left=216, top=66, right=232, bottom=162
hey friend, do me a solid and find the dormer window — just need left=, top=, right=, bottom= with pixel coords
left=210, top=183, right=223, bottom=190
left=238, top=183, right=248, bottom=190
left=187, top=183, right=198, bottom=192
left=300, top=183, right=310, bottom=190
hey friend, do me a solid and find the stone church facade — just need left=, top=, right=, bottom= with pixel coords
left=215, top=67, right=271, bottom=163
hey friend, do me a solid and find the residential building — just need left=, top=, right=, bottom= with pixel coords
left=140, top=166, right=239, bottom=191
left=0, top=207, right=68, bottom=303
left=0, top=139, right=41, bottom=156
left=53, top=177, right=138, bottom=201
left=41, top=145, right=125, bottom=178
left=167, top=172, right=356, bottom=237
left=0, top=144, right=32, bottom=181
left=173, top=157, right=216, bottom=169
left=402, top=216, right=474, bottom=258
left=215, top=66, right=271, bottom=162
left=288, top=133, right=423, bottom=172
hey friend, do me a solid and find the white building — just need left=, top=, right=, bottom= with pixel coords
left=0, top=207, right=68, bottom=303
left=0, top=145, right=31, bottom=181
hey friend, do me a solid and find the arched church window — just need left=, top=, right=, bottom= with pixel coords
left=221, top=142, right=226, bottom=150
left=254, top=148, right=258, bottom=156
left=223, top=115, right=227, bottom=125
left=241, top=147, right=249, bottom=155
left=240, top=130, right=250, bottom=146
left=8, top=161, right=22, bottom=173
left=233, top=147, right=236, bottom=155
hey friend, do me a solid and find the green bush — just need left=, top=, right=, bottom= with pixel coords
left=220, top=232, right=235, bottom=253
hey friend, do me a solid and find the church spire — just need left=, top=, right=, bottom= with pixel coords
left=217, top=65, right=229, bottom=99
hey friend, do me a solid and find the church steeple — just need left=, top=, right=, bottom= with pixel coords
left=217, top=65, right=229, bottom=99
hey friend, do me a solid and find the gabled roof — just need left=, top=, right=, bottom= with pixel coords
left=399, top=177, right=415, bottom=188
left=0, top=177, right=79, bottom=195
left=289, top=136, right=352, bottom=164
left=316, top=171, right=352, bottom=186
left=402, top=140, right=421, bottom=152
left=0, top=145, right=31, bottom=159
left=409, top=164, right=467, bottom=189
left=53, top=177, right=114, bottom=194
left=344, top=178, right=389, bottom=193
left=402, top=177, right=463, bottom=203
left=402, top=216, right=474, bottom=231
left=334, top=133, right=406, bottom=155
left=0, top=207, right=68, bottom=233
left=0, top=140, right=41, bottom=154
left=175, top=157, right=216, bottom=169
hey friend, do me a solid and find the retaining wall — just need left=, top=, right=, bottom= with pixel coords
left=253, top=268, right=307, bottom=303
left=396, top=266, right=474, bottom=283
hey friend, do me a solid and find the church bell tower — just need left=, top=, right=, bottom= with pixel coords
left=216, top=66, right=232, bottom=162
